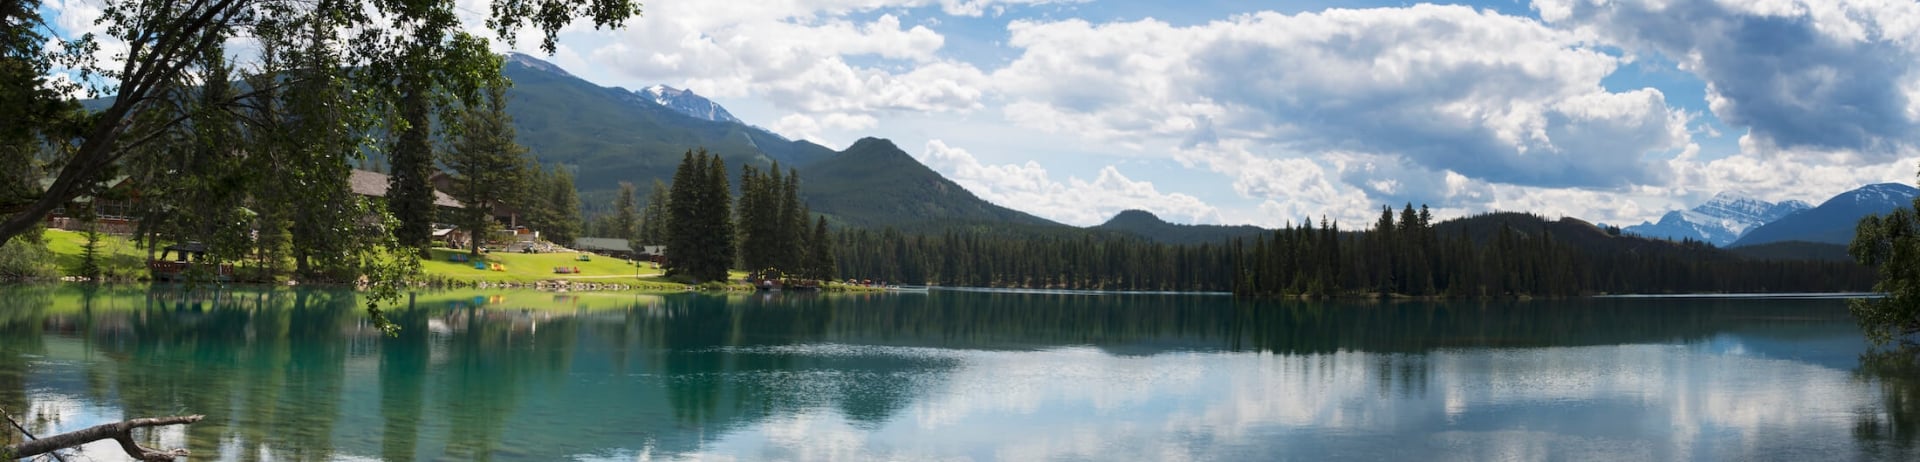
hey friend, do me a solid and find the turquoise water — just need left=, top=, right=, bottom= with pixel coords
left=1, top=285, right=1915, bottom=461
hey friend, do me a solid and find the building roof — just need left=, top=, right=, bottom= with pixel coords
left=573, top=237, right=631, bottom=252
left=349, top=169, right=464, bottom=208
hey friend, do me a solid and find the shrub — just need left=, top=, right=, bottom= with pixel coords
left=0, top=234, right=59, bottom=281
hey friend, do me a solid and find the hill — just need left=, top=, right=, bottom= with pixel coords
left=1093, top=209, right=1268, bottom=245
left=797, top=138, right=1062, bottom=229
left=1731, top=183, right=1920, bottom=247
left=1727, top=241, right=1853, bottom=262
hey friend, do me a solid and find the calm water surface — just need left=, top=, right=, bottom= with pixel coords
left=1, top=285, right=1916, bottom=461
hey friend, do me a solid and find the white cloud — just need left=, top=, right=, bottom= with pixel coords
left=1537, top=0, right=1920, bottom=163
left=992, top=5, right=1691, bottom=190
left=773, top=112, right=880, bottom=145
left=919, top=140, right=1220, bottom=226
left=555, top=2, right=1008, bottom=141
left=1172, top=141, right=1376, bottom=227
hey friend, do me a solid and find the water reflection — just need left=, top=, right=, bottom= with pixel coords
left=0, top=285, right=1912, bottom=460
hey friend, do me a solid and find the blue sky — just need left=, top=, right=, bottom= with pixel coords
left=49, top=0, right=1920, bottom=227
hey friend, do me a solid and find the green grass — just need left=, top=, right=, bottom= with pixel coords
left=421, top=247, right=665, bottom=283
left=37, top=231, right=851, bottom=292
left=43, top=229, right=149, bottom=280
left=418, top=248, right=763, bottom=290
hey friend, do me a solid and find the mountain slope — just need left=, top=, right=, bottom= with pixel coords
left=1623, top=192, right=1809, bottom=246
left=1731, top=183, right=1920, bottom=247
left=499, top=53, right=834, bottom=206
left=1093, top=209, right=1268, bottom=245
left=798, top=138, right=1062, bottom=229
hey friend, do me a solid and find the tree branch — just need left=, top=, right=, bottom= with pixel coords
left=2, top=414, right=203, bottom=461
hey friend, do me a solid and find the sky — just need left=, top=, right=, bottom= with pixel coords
left=42, top=0, right=1920, bottom=228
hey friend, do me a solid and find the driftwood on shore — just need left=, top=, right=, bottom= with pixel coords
left=3, top=409, right=203, bottom=461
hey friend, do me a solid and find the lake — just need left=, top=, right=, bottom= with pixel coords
left=2, top=285, right=1916, bottom=461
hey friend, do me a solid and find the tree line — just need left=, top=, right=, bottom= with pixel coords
left=827, top=205, right=1875, bottom=296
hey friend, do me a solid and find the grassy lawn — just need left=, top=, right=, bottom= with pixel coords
left=35, top=231, right=823, bottom=292
left=421, top=248, right=755, bottom=290
left=43, top=229, right=150, bottom=280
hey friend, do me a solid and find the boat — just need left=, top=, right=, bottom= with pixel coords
left=887, top=285, right=931, bottom=293
left=147, top=242, right=234, bottom=282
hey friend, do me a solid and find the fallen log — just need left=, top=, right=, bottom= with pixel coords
left=3, top=414, right=204, bottom=461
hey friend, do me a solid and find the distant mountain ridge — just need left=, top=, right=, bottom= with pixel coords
left=1623, top=192, right=1809, bottom=246
left=1732, top=183, right=1920, bottom=247
left=639, top=85, right=740, bottom=123
left=1094, top=210, right=1268, bottom=245
left=497, top=54, right=1092, bottom=232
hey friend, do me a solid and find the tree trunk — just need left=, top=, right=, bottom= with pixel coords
left=3, top=415, right=203, bottom=461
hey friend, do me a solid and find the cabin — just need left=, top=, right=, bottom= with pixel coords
left=349, top=169, right=465, bottom=209
left=43, top=175, right=140, bottom=235
left=428, top=172, right=520, bottom=228
left=573, top=237, right=637, bottom=259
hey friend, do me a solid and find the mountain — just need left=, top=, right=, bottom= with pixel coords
left=497, top=53, right=834, bottom=206
left=797, top=138, right=1062, bottom=229
left=1093, top=210, right=1268, bottom=245
left=639, top=85, right=740, bottom=123
left=1731, top=183, right=1920, bottom=247
left=1622, top=192, right=1810, bottom=246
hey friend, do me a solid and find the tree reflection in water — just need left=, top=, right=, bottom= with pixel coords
left=1856, top=345, right=1920, bottom=460
left=0, top=285, right=1905, bottom=460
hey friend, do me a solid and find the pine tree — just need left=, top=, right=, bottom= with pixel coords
left=639, top=179, right=670, bottom=244
left=701, top=153, right=736, bottom=281
left=387, top=69, right=437, bottom=255
left=779, top=168, right=805, bottom=272
left=613, top=181, right=638, bottom=239
left=77, top=221, right=102, bottom=280
left=806, top=215, right=836, bottom=280
left=544, top=166, right=582, bottom=245
left=737, top=164, right=771, bottom=274
left=664, top=150, right=735, bottom=282
left=444, top=84, right=533, bottom=257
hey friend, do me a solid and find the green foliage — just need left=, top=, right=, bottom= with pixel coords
left=639, top=179, right=670, bottom=244
left=0, top=0, right=641, bottom=248
left=77, top=225, right=102, bottom=279
left=1851, top=199, right=1920, bottom=346
left=663, top=149, right=734, bottom=282
left=0, top=229, right=56, bottom=280
left=804, top=216, right=836, bottom=280
left=829, top=211, right=1874, bottom=295
left=445, top=82, right=534, bottom=258
left=528, top=165, right=582, bottom=245
left=388, top=75, right=439, bottom=253
left=614, top=181, right=638, bottom=241
left=737, top=164, right=811, bottom=277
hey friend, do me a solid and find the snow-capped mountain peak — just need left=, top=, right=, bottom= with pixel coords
left=638, top=85, right=740, bottom=123
left=1622, top=191, right=1811, bottom=246
left=1847, top=183, right=1917, bottom=206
